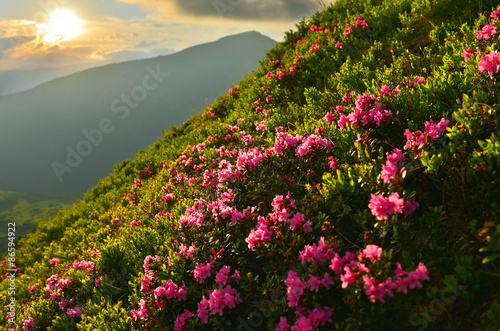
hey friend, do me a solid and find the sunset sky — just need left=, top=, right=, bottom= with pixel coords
left=0, top=0, right=334, bottom=71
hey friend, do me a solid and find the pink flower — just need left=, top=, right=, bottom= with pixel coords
left=292, top=316, right=314, bottom=331
left=50, top=258, right=60, bottom=264
left=403, top=197, right=419, bottom=215
left=130, top=220, right=141, bottom=226
left=256, top=120, right=267, bottom=131
left=425, top=118, right=450, bottom=139
left=354, top=16, right=368, bottom=28
left=386, top=148, right=404, bottom=165
left=327, top=156, right=337, bottom=169
left=380, top=162, right=399, bottom=184
left=131, top=299, right=148, bottom=321
left=194, top=261, right=214, bottom=283
left=325, top=112, right=335, bottom=124
left=379, top=84, right=391, bottom=96
left=174, top=310, right=194, bottom=331
left=308, top=305, right=335, bottom=327
left=462, top=48, right=475, bottom=61
left=303, top=221, right=313, bottom=233
left=368, top=194, right=395, bottom=220
left=311, top=42, right=319, bottom=52
left=289, top=213, right=304, bottom=232
left=403, top=129, right=425, bottom=150
left=344, top=26, right=352, bottom=35
left=308, top=274, right=321, bottom=292
left=362, top=244, right=382, bottom=261
left=22, top=317, right=36, bottom=330
left=476, top=24, right=497, bottom=40
left=197, top=297, right=210, bottom=324
left=276, top=316, right=290, bottom=331
left=28, top=285, right=37, bottom=292
left=215, top=265, right=231, bottom=288
left=479, top=50, right=500, bottom=75
left=492, top=8, right=500, bottom=21
left=388, top=192, right=405, bottom=213
left=66, top=306, right=83, bottom=318
left=335, top=41, right=344, bottom=48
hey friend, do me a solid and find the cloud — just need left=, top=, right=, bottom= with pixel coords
left=0, top=36, right=36, bottom=53
left=136, top=40, right=158, bottom=48
left=119, top=0, right=331, bottom=21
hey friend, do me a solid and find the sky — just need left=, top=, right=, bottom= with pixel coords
left=0, top=0, right=336, bottom=71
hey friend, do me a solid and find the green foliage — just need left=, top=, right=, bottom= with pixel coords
left=2, top=0, right=500, bottom=330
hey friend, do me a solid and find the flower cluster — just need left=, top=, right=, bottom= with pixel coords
left=337, top=92, right=392, bottom=129
left=368, top=192, right=418, bottom=220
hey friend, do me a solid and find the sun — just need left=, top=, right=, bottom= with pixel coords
left=40, top=9, right=83, bottom=43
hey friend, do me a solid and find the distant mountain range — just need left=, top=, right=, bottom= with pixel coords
left=0, top=31, right=276, bottom=194
left=0, top=48, right=176, bottom=96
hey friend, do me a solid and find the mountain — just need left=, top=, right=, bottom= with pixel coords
left=0, top=48, right=176, bottom=96
left=0, top=31, right=276, bottom=193
left=1, top=0, right=500, bottom=330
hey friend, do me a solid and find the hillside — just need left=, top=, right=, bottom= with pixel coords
left=1, top=0, right=500, bottom=330
left=0, top=31, right=276, bottom=193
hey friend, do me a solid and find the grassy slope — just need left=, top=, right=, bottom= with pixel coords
left=1, top=0, right=500, bottom=330
left=0, top=191, right=75, bottom=255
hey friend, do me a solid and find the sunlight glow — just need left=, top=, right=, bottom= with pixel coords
left=39, top=9, right=82, bottom=43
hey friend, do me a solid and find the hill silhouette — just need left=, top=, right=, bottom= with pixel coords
left=0, top=31, right=276, bottom=193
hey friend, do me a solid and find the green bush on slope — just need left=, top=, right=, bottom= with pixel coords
left=2, top=0, right=500, bottom=330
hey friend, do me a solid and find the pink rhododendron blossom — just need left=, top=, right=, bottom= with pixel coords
left=463, top=48, right=475, bottom=61
left=194, top=260, right=214, bottom=283
left=131, top=299, right=148, bottom=321
left=412, top=76, right=425, bottom=85
left=362, top=245, right=382, bottom=261
left=368, top=192, right=405, bottom=220
left=386, top=148, right=404, bottom=165
left=492, top=8, right=500, bottom=21
left=215, top=265, right=231, bottom=288
left=335, top=41, right=344, bottom=48
left=272, top=132, right=303, bottom=154
left=308, top=306, right=335, bottom=327
left=289, top=213, right=304, bottom=231
left=379, top=84, right=391, bottom=96
left=50, top=258, right=60, bottom=264
left=246, top=216, right=273, bottom=250
left=307, top=274, right=321, bottom=292
left=174, top=310, right=194, bottom=331
left=425, top=118, right=450, bottom=139
left=479, top=51, right=500, bottom=75
left=143, top=255, right=160, bottom=271
left=327, top=156, right=337, bottom=169
left=476, top=24, right=497, bottom=40
left=325, top=112, right=335, bottom=124
left=354, top=16, right=368, bottom=28
left=197, top=297, right=210, bottom=323
left=344, top=26, right=352, bottom=35
left=256, top=120, right=267, bottom=131
left=276, top=317, right=290, bottom=331
left=23, top=317, right=36, bottom=330
left=404, top=129, right=425, bottom=150
left=380, top=162, right=400, bottom=184
left=66, top=306, right=82, bottom=318
left=296, top=134, right=332, bottom=157
left=285, top=270, right=307, bottom=307
left=130, top=220, right=141, bottom=226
